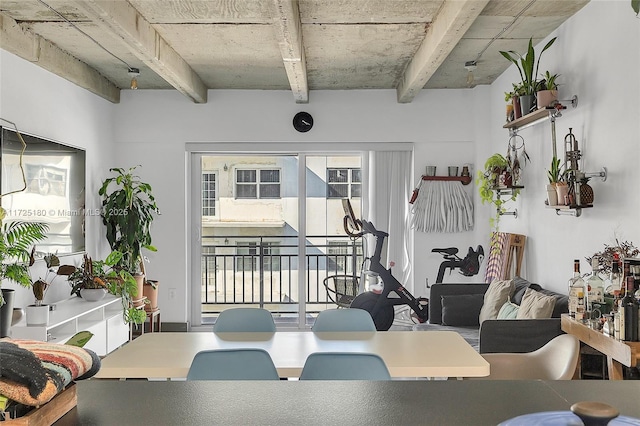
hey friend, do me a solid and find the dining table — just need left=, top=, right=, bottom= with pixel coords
left=94, top=330, right=490, bottom=379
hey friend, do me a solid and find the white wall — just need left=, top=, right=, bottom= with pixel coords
left=487, top=0, right=640, bottom=293
left=2, top=0, right=638, bottom=324
left=0, top=50, right=116, bottom=308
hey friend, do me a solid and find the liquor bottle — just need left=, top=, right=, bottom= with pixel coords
left=575, top=291, right=585, bottom=321
left=568, top=259, right=585, bottom=318
left=622, top=276, right=639, bottom=341
left=605, top=256, right=622, bottom=294
left=586, top=258, right=605, bottom=308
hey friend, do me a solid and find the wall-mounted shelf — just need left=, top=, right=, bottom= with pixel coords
left=494, top=186, right=523, bottom=217
left=503, top=96, right=578, bottom=133
left=546, top=204, right=593, bottom=217
left=421, top=175, right=472, bottom=185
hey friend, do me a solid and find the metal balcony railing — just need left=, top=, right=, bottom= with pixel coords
left=201, top=235, right=363, bottom=315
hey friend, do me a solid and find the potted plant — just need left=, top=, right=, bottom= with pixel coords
left=537, top=71, right=560, bottom=110
left=477, top=153, right=520, bottom=234
left=0, top=217, right=48, bottom=336
left=26, top=253, right=71, bottom=325
left=547, top=156, right=569, bottom=205
left=67, top=252, right=146, bottom=324
left=500, top=37, right=557, bottom=116
left=99, top=166, right=160, bottom=308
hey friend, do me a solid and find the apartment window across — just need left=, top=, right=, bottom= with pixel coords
left=202, top=173, right=217, bottom=216
left=236, top=169, right=281, bottom=199
left=235, top=242, right=281, bottom=272
left=327, top=168, right=361, bottom=198
left=328, top=240, right=363, bottom=274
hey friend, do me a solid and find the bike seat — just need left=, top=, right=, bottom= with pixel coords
left=431, top=247, right=458, bottom=256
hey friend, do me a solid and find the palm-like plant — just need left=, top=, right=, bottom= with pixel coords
left=0, top=218, right=48, bottom=305
left=500, top=37, right=557, bottom=96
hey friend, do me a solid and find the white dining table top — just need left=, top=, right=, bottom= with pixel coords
left=95, top=330, right=489, bottom=379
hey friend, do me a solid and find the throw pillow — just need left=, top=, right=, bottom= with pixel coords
left=479, top=279, right=515, bottom=325
left=440, top=294, right=484, bottom=326
left=516, top=287, right=556, bottom=319
left=497, top=301, right=519, bottom=319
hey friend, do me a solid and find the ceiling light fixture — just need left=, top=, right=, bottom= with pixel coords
left=128, top=68, right=140, bottom=90
left=463, top=0, right=537, bottom=86
left=464, top=61, right=477, bottom=87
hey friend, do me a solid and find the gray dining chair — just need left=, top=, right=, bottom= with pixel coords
left=312, top=308, right=376, bottom=332
left=213, top=307, right=276, bottom=332
left=299, top=352, right=391, bottom=380
left=471, top=334, right=580, bottom=380
left=186, top=348, right=280, bottom=380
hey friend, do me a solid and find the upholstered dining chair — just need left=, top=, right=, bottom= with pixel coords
left=299, top=352, right=391, bottom=380
left=312, top=308, right=376, bottom=332
left=186, top=348, right=280, bottom=380
left=472, top=334, right=580, bottom=380
left=213, top=307, right=276, bottom=332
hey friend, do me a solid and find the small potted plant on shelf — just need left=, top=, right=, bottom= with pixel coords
left=67, top=251, right=146, bottom=324
left=536, top=71, right=560, bottom=110
left=547, top=156, right=568, bottom=206
left=26, top=253, right=74, bottom=325
left=477, top=153, right=520, bottom=234
left=500, top=37, right=557, bottom=116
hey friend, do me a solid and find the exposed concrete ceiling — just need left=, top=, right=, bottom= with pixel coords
left=0, top=0, right=589, bottom=104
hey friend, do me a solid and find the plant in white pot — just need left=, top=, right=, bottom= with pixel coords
left=99, top=166, right=160, bottom=309
left=26, top=253, right=73, bottom=325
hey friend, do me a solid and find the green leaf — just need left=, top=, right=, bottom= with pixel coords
left=633, top=0, right=640, bottom=15
left=0, top=394, right=9, bottom=411
left=65, top=331, right=94, bottom=347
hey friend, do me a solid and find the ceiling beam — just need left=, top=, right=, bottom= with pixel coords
left=271, top=0, right=309, bottom=103
left=0, top=12, right=120, bottom=103
left=71, top=0, right=207, bottom=103
left=396, top=0, right=490, bottom=103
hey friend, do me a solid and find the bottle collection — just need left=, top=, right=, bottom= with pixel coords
left=568, top=257, right=640, bottom=341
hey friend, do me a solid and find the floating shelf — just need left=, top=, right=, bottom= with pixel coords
left=546, top=204, right=593, bottom=217
left=421, top=175, right=472, bottom=185
left=503, top=96, right=577, bottom=131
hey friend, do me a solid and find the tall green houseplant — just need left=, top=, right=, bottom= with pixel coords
left=99, top=166, right=160, bottom=274
left=499, top=37, right=557, bottom=97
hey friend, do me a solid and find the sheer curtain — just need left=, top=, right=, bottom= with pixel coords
left=366, top=150, right=414, bottom=291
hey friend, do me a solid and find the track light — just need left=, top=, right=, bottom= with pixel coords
left=464, top=61, right=477, bottom=87
left=128, top=67, right=140, bottom=90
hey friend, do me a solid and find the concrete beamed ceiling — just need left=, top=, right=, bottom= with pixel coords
left=0, top=0, right=590, bottom=104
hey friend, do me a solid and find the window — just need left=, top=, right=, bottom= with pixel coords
left=236, top=169, right=280, bottom=199
left=327, top=168, right=361, bottom=199
left=327, top=240, right=363, bottom=274
left=202, top=173, right=217, bottom=216
left=235, top=242, right=281, bottom=272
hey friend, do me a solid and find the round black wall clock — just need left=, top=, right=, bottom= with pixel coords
left=293, top=112, right=313, bottom=132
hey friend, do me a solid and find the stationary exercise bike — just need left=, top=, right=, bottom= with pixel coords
left=342, top=200, right=429, bottom=330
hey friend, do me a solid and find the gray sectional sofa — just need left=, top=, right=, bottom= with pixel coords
left=412, top=277, right=569, bottom=353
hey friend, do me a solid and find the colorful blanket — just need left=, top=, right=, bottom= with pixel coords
left=0, top=338, right=100, bottom=406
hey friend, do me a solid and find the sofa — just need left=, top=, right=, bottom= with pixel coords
left=412, top=277, right=569, bottom=354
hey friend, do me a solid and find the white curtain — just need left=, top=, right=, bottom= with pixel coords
left=366, top=150, right=414, bottom=291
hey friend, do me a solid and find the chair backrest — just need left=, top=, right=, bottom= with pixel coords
left=187, top=348, right=280, bottom=380
left=213, top=307, right=276, bottom=332
left=299, top=352, right=391, bottom=380
left=478, top=334, right=580, bottom=380
left=312, top=308, right=376, bottom=332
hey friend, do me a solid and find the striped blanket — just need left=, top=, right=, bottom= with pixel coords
left=0, top=338, right=100, bottom=406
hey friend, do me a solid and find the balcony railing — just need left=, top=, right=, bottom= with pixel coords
left=201, top=235, right=363, bottom=316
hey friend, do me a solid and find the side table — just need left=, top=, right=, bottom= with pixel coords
left=561, top=314, right=640, bottom=380
left=130, top=309, right=161, bottom=340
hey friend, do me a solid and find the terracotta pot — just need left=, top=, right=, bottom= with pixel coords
left=133, top=274, right=146, bottom=308
left=537, top=90, right=558, bottom=109
left=143, top=280, right=159, bottom=312
left=556, top=183, right=569, bottom=205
